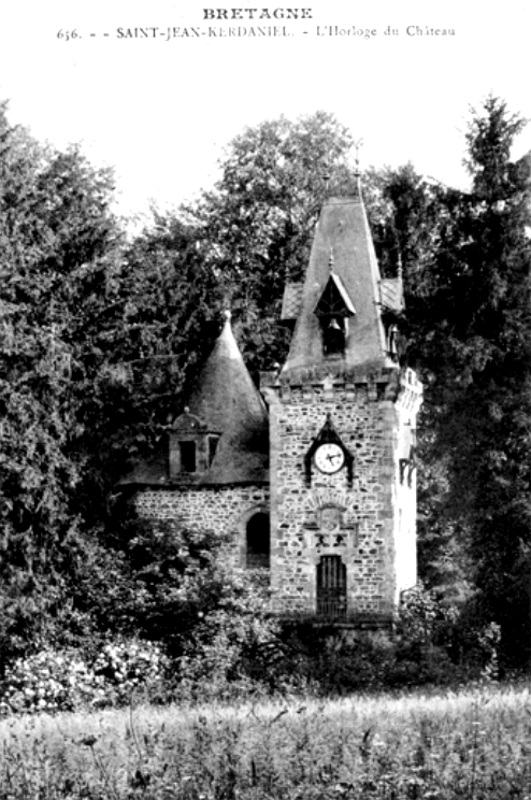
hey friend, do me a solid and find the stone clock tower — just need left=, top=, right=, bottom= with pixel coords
left=120, top=182, right=422, bottom=628
left=262, top=187, right=423, bottom=625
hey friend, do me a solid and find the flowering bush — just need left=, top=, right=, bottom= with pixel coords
left=0, top=649, right=102, bottom=715
left=92, top=638, right=168, bottom=704
left=0, top=638, right=168, bottom=715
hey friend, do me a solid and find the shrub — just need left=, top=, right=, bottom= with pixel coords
left=92, top=638, right=169, bottom=705
left=175, top=573, right=282, bottom=701
left=0, top=649, right=102, bottom=715
left=263, top=587, right=502, bottom=696
left=0, top=638, right=169, bottom=715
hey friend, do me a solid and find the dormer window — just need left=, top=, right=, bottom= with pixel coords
left=314, top=273, right=355, bottom=357
left=169, top=408, right=220, bottom=481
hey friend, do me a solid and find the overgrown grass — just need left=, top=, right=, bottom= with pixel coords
left=1, top=682, right=531, bottom=798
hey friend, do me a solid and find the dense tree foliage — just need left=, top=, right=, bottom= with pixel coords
left=0, top=102, right=264, bottom=672
left=432, top=100, right=531, bottom=663
left=0, top=97, right=530, bottom=684
left=186, top=111, right=359, bottom=372
left=73, top=214, right=221, bottom=525
left=0, top=102, right=122, bottom=658
left=373, top=99, right=531, bottom=663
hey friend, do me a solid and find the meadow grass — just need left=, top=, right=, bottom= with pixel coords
left=1, top=682, right=531, bottom=798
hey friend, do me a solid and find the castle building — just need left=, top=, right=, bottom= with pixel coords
left=121, top=185, right=423, bottom=626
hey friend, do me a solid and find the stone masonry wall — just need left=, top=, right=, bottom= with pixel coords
left=135, top=485, right=269, bottom=569
left=266, top=375, right=420, bottom=621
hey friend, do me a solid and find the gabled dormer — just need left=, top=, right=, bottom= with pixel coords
left=314, top=262, right=356, bottom=356
left=169, top=408, right=220, bottom=482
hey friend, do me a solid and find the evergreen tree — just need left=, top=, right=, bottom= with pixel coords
left=0, top=103, right=121, bottom=659
left=384, top=98, right=531, bottom=663
left=446, top=99, right=531, bottom=663
left=363, top=164, right=475, bottom=598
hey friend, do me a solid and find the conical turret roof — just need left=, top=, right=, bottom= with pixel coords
left=118, top=312, right=269, bottom=487
left=185, top=312, right=269, bottom=484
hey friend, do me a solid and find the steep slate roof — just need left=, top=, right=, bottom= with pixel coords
left=281, top=190, right=395, bottom=381
left=281, top=282, right=304, bottom=323
left=119, top=312, right=269, bottom=487
left=184, top=312, right=269, bottom=484
left=380, top=276, right=405, bottom=314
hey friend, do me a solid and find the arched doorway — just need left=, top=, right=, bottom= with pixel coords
left=246, top=512, right=270, bottom=569
left=316, top=555, right=347, bottom=618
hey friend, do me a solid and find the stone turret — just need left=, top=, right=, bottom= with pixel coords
left=120, top=312, right=270, bottom=567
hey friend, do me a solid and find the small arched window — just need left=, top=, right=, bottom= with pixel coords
left=246, top=512, right=270, bottom=569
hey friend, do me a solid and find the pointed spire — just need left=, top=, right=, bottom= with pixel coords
left=281, top=186, right=393, bottom=381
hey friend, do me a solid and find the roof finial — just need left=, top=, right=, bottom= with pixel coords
left=353, top=138, right=364, bottom=198
left=223, top=309, right=232, bottom=322
left=322, top=157, right=331, bottom=197
left=329, top=247, right=335, bottom=273
left=397, top=253, right=403, bottom=282
left=354, top=138, right=364, bottom=173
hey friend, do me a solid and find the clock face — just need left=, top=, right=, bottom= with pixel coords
left=314, top=443, right=345, bottom=474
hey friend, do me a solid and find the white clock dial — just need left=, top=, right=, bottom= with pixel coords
left=314, top=443, right=345, bottom=474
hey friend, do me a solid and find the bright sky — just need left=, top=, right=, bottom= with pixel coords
left=0, top=0, right=530, bottom=223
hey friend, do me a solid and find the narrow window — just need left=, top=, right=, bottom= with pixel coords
left=208, top=436, right=219, bottom=466
left=246, top=512, right=270, bottom=569
left=316, top=555, right=347, bottom=618
left=179, top=441, right=196, bottom=473
left=386, top=323, right=399, bottom=360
